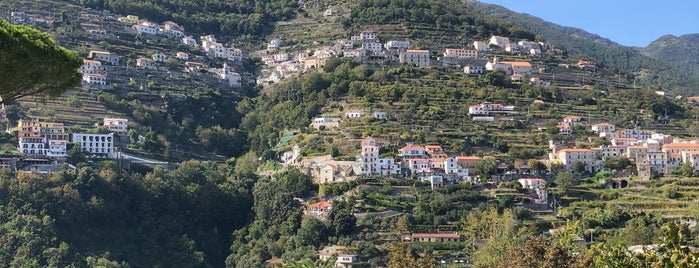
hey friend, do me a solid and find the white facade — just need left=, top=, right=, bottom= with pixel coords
left=384, top=40, right=412, bottom=50
left=488, top=35, right=510, bottom=47
left=360, top=136, right=400, bottom=176
left=360, top=136, right=380, bottom=175
left=557, top=148, right=600, bottom=173
left=89, top=51, right=119, bottom=65
left=104, top=118, right=128, bottom=136
left=46, top=140, right=67, bottom=158
left=133, top=22, right=158, bottom=35
left=19, top=137, right=47, bottom=157
left=473, top=41, right=488, bottom=51
left=152, top=53, right=167, bottom=63
left=136, top=58, right=157, bottom=70
left=71, top=133, right=116, bottom=158
left=362, top=42, right=383, bottom=54
left=182, top=36, right=198, bottom=46
left=400, top=50, right=430, bottom=67
left=79, top=60, right=103, bottom=74
left=345, top=111, right=364, bottom=118
left=592, top=123, right=616, bottom=133
left=82, top=74, right=107, bottom=85
left=176, top=52, right=189, bottom=60
left=444, top=48, right=478, bottom=59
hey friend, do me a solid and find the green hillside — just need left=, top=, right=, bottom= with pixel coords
left=467, top=1, right=699, bottom=95
left=642, top=34, right=699, bottom=84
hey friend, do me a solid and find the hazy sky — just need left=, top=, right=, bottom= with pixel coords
left=478, top=0, right=699, bottom=47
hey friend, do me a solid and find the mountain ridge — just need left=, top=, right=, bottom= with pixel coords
left=467, top=0, right=699, bottom=95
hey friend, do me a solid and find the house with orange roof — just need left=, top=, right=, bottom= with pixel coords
left=558, top=123, right=572, bottom=135
left=500, top=61, right=532, bottom=75
left=455, top=156, right=480, bottom=167
left=510, top=73, right=524, bottom=82
left=406, top=158, right=430, bottom=174
left=399, top=144, right=426, bottom=159
left=305, top=201, right=332, bottom=218
left=562, top=116, right=583, bottom=125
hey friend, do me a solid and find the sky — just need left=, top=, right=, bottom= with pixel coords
left=477, top=0, right=699, bottom=47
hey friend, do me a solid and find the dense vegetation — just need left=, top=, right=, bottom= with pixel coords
left=0, top=161, right=253, bottom=267
left=346, top=0, right=536, bottom=41
left=0, top=20, right=81, bottom=103
left=642, top=34, right=699, bottom=83
left=69, top=0, right=298, bottom=36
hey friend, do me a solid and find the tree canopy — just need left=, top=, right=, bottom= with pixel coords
left=0, top=20, right=81, bottom=103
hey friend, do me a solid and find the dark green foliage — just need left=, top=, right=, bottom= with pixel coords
left=347, top=0, right=535, bottom=41
left=602, top=157, right=631, bottom=170
left=0, top=20, right=82, bottom=103
left=0, top=160, right=253, bottom=267
left=72, top=0, right=298, bottom=36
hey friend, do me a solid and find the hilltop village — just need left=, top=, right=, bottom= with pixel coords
left=3, top=1, right=699, bottom=267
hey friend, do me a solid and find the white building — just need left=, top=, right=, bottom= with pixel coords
left=220, top=63, right=241, bottom=88
left=133, top=21, right=158, bottom=35
left=152, top=53, right=167, bottom=63
left=268, top=38, right=282, bottom=49
left=71, top=133, right=116, bottom=158
left=46, top=140, right=67, bottom=158
left=488, top=35, right=510, bottom=48
left=362, top=42, right=383, bottom=55
left=182, top=36, right=198, bottom=47
left=399, top=50, right=430, bottom=67
left=79, top=59, right=103, bottom=74
left=103, top=118, right=128, bottom=136
left=384, top=40, right=412, bottom=50
left=473, top=41, right=488, bottom=52
left=345, top=110, right=364, bottom=118
left=176, top=52, right=189, bottom=60
left=444, top=48, right=478, bottom=59
left=360, top=136, right=400, bottom=176
left=136, top=57, right=157, bottom=70
left=82, top=73, right=107, bottom=85
left=557, top=148, right=600, bottom=173
left=18, top=137, right=47, bottom=157
left=89, top=51, right=119, bottom=65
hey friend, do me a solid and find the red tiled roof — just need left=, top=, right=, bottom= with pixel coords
left=664, top=143, right=699, bottom=147
left=400, top=145, right=423, bottom=150
left=456, top=156, right=480, bottom=160
left=308, top=201, right=332, bottom=208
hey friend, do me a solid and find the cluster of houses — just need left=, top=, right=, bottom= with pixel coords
left=15, top=118, right=129, bottom=160
left=298, top=136, right=482, bottom=189
left=310, top=110, right=386, bottom=129
left=548, top=121, right=699, bottom=179
left=258, top=31, right=550, bottom=84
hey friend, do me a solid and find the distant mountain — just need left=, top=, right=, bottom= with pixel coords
left=466, top=0, right=699, bottom=95
left=642, top=34, right=699, bottom=84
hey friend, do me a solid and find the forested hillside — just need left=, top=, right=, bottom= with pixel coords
left=467, top=1, right=699, bottom=95
left=642, top=34, right=699, bottom=83
left=346, top=0, right=535, bottom=41
left=65, top=0, right=298, bottom=36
